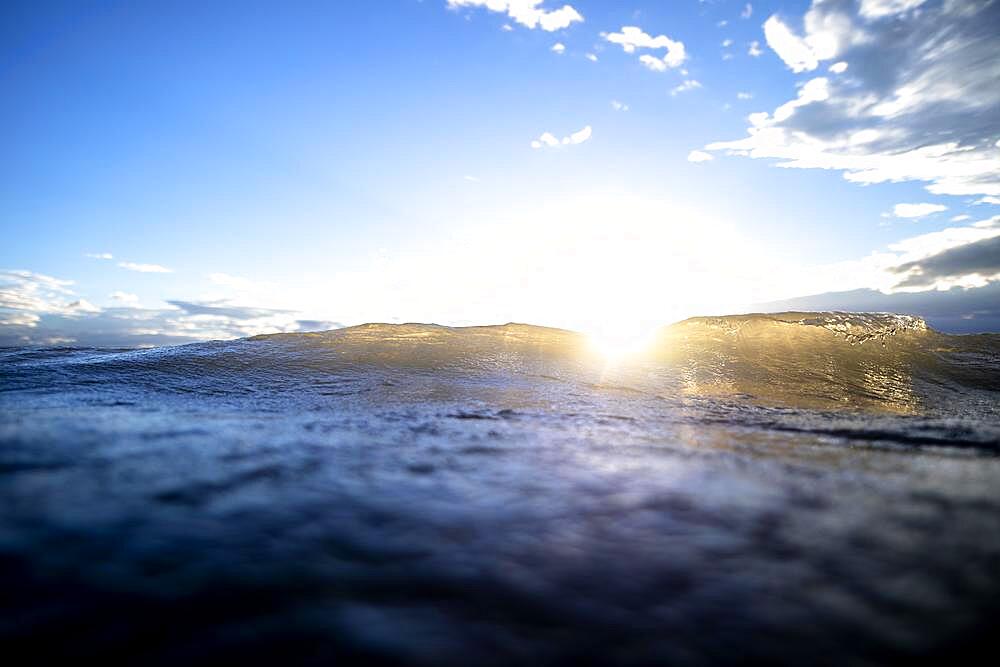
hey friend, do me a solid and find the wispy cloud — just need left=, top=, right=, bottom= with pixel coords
left=85, top=252, right=113, bottom=260
left=110, top=291, right=139, bottom=304
left=670, top=79, right=702, bottom=96
left=859, top=0, right=928, bottom=20
left=687, top=150, right=714, bottom=163
left=551, top=42, right=565, bottom=54
left=119, top=261, right=173, bottom=273
left=887, top=203, right=947, bottom=219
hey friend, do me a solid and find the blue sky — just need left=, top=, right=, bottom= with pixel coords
left=2, top=0, right=999, bottom=346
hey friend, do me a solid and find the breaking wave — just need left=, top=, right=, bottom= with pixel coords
left=236, top=311, right=998, bottom=415
left=5, top=312, right=997, bottom=418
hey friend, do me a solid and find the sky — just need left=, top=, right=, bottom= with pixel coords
left=2, top=0, right=999, bottom=347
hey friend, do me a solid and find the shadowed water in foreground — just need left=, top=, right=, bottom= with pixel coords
left=1, top=313, right=999, bottom=664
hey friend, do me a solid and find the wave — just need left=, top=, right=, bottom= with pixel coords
left=245, top=313, right=998, bottom=412
left=651, top=312, right=999, bottom=413
left=4, top=312, right=998, bottom=416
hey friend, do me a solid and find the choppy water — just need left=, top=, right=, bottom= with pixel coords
left=2, top=313, right=999, bottom=664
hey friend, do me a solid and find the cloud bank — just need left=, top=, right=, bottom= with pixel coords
left=890, top=234, right=1000, bottom=289
left=0, top=270, right=339, bottom=347
left=706, top=0, right=1000, bottom=198
left=805, top=214, right=1000, bottom=296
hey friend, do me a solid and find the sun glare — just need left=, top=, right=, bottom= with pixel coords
left=585, top=321, right=659, bottom=361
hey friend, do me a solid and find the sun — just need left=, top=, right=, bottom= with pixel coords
left=585, top=320, right=659, bottom=361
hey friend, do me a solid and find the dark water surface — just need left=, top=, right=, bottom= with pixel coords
left=2, top=314, right=999, bottom=664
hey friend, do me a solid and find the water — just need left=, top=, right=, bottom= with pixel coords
left=1, top=313, right=999, bottom=664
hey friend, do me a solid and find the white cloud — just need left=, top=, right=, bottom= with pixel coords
left=885, top=216, right=1000, bottom=290
left=859, top=0, right=928, bottom=20
left=950, top=214, right=972, bottom=222
left=447, top=0, right=583, bottom=32
left=888, top=217, right=999, bottom=259
left=773, top=215, right=1000, bottom=299
left=585, top=52, right=597, bottom=62
left=463, top=174, right=481, bottom=182
left=85, top=252, right=113, bottom=260
left=828, top=61, right=848, bottom=73
left=110, top=291, right=139, bottom=304
left=551, top=42, right=565, bottom=54
left=748, top=40, right=763, bottom=57
left=687, top=150, right=714, bottom=163
left=671, top=79, right=702, bottom=96
left=638, top=54, right=668, bottom=72
left=0, top=269, right=344, bottom=346
left=605, top=26, right=677, bottom=54
left=16, top=270, right=73, bottom=293
left=889, top=202, right=948, bottom=218
left=605, top=26, right=686, bottom=70
left=705, top=1, right=1000, bottom=198
left=611, top=100, right=629, bottom=112
left=737, top=91, right=753, bottom=100
left=741, top=4, right=753, bottom=20
left=563, top=125, right=592, bottom=145
left=763, top=16, right=818, bottom=72
left=530, top=132, right=559, bottom=149
left=0, top=312, right=40, bottom=327
left=531, top=125, right=590, bottom=148
left=68, top=299, right=100, bottom=313
left=974, top=196, right=1000, bottom=205
left=722, top=39, right=733, bottom=48
left=763, top=4, right=863, bottom=74
left=0, top=270, right=94, bottom=328
left=1, top=297, right=335, bottom=347
left=119, top=261, right=173, bottom=273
